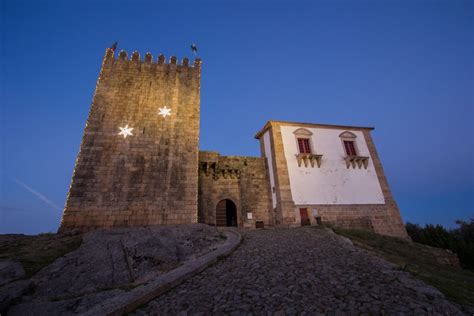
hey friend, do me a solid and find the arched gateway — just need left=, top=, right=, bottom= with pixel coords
left=215, top=199, right=237, bottom=227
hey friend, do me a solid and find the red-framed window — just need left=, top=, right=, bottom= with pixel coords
left=297, top=138, right=311, bottom=154
left=343, top=140, right=357, bottom=156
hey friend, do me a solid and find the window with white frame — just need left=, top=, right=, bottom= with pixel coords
left=293, top=128, right=322, bottom=168
left=339, top=131, right=358, bottom=156
left=293, top=128, right=313, bottom=153
left=297, top=138, right=311, bottom=154
left=339, top=131, right=369, bottom=169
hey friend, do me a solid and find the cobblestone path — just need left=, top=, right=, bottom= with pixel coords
left=133, top=228, right=464, bottom=315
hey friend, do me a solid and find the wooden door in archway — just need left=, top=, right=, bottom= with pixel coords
left=216, top=199, right=237, bottom=227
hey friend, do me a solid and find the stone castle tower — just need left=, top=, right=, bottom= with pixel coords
left=59, top=48, right=201, bottom=232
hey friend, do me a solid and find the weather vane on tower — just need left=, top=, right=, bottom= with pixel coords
left=191, top=43, right=198, bottom=57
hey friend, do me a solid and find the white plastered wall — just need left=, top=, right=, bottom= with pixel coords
left=280, top=125, right=385, bottom=205
left=263, top=131, right=277, bottom=208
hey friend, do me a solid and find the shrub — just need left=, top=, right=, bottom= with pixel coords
left=406, top=219, right=474, bottom=270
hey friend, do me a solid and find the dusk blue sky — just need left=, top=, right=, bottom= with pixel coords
left=1, top=0, right=472, bottom=234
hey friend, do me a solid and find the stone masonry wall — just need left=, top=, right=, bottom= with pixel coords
left=198, top=151, right=273, bottom=228
left=361, top=129, right=408, bottom=238
left=295, top=204, right=408, bottom=238
left=59, top=48, right=201, bottom=232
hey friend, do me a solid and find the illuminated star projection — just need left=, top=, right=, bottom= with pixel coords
left=158, top=106, right=172, bottom=118
left=118, top=125, right=134, bottom=138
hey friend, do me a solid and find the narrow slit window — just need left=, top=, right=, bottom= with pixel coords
left=297, top=138, right=311, bottom=154
left=344, top=140, right=357, bottom=156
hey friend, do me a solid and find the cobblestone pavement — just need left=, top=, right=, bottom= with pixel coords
left=133, top=227, right=464, bottom=315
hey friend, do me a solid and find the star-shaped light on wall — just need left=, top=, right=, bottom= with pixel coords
left=158, top=106, right=172, bottom=118
left=118, top=125, right=134, bottom=138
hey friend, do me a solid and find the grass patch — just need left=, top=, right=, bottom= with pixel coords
left=0, top=232, right=82, bottom=277
left=331, top=227, right=474, bottom=308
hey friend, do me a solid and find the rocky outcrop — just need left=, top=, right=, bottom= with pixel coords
left=5, top=224, right=224, bottom=315
left=0, top=260, right=25, bottom=287
left=0, top=260, right=30, bottom=313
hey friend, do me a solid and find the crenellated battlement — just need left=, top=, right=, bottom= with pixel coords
left=106, top=48, right=201, bottom=70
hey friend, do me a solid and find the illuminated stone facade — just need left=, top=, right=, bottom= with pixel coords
left=198, top=151, right=273, bottom=229
left=60, top=48, right=201, bottom=232
left=60, top=47, right=407, bottom=239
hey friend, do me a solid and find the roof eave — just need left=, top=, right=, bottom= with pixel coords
left=254, top=120, right=375, bottom=139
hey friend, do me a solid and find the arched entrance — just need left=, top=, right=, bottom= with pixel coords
left=216, top=199, right=237, bottom=227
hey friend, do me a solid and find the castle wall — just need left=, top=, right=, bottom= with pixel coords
left=58, top=46, right=407, bottom=238
left=60, top=49, right=201, bottom=232
left=198, top=152, right=273, bottom=228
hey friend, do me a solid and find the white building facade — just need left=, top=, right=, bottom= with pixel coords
left=256, top=121, right=407, bottom=238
